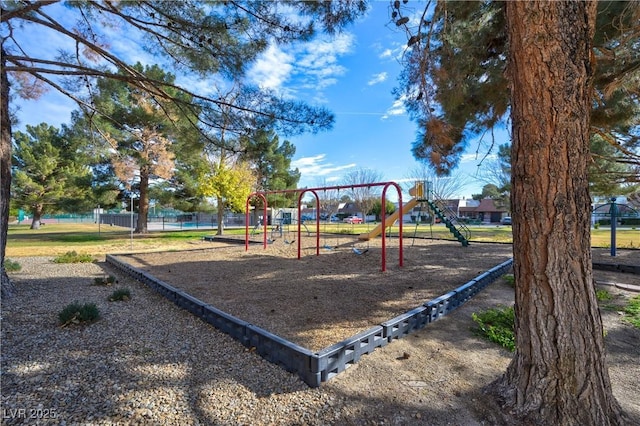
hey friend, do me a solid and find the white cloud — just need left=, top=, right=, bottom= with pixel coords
left=367, top=72, right=388, bottom=86
left=248, top=44, right=294, bottom=90
left=292, top=154, right=356, bottom=177
left=460, top=153, right=497, bottom=164
left=248, top=32, right=355, bottom=96
left=381, top=97, right=406, bottom=120
left=379, top=49, right=393, bottom=59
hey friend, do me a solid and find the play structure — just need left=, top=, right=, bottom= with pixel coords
left=246, top=182, right=404, bottom=271
left=356, top=182, right=470, bottom=246
left=245, top=181, right=471, bottom=270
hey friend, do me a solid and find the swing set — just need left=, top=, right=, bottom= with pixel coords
left=245, top=181, right=404, bottom=272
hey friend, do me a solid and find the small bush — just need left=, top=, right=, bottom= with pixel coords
left=4, top=259, right=21, bottom=272
left=93, top=275, right=117, bottom=286
left=59, top=302, right=100, bottom=327
left=623, top=295, right=640, bottom=329
left=108, top=288, right=131, bottom=302
left=53, top=251, right=94, bottom=264
left=472, top=306, right=515, bottom=352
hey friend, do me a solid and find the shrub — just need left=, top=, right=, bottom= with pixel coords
left=623, top=295, right=640, bottom=329
left=503, top=274, right=515, bottom=287
left=59, top=302, right=100, bottom=327
left=108, top=288, right=131, bottom=302
left=596, top=288, right=613, bottom=301
left=93, top=275, right=117, bottom=286
left=4, top=259, right=21, bottom=272
left=53, top=251, right=94, bottom=264
left=472, top=306, right=515, bottom=352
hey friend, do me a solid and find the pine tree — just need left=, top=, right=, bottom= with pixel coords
left=1, top=1, right=367, bottom=296
left=394, top=1, right=632, bottom=423
left=11, top=123, right=92, bottom=229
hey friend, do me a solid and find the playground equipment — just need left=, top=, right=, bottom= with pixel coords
left=246, top=182, right=404, bottom=271
left=358, top=182, right=470, bottom=247
left=358, top=198, right=419, bottom=240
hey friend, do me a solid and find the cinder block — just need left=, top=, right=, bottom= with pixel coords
left=315, top=326, right=385, bottom=382
left=175, top=290, right=206, bottom=316
left=202, top=305, right=249, bottom=345
left=245, top=324, right=315, bottom=384
left=382, top=306, right=430, bottom=342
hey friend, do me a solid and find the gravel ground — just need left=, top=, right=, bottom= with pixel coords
left=2, top=252, right=639, bottom=425
left=2, top=257, right=339, bottom=425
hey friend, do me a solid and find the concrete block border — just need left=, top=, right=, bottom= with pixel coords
left=106, top=254, right=513, bottom=387
left=593, top=262, right=640, bottom=275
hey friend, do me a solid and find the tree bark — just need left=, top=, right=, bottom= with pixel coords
left=30, top=203, right=43, bottom=230
left=489, top=2, right=626, bottom=424
left=216, top=196, right=225, bottom=235
left=1, top=46, right=14, bottom=298
left=135, top=168, right=149, bottom=234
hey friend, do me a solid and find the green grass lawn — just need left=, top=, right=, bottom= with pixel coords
left=6, top=222, right=639, bottom=257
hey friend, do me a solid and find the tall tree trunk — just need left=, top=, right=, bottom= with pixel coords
left=216, top=196, right=225, bottom=235
left=30, top=203, right=43, bottom=230
left=490, top=2, right=626, bottom=424
left=1, top=46, right=14, bottom=299
left=135, top=168, right=149, bottom=234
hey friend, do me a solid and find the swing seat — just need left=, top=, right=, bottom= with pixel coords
left=323, top=244, right=334, bottom=250
left=284, top=239, right=295, bottom=245
left=352, top=247, right=368, bottom=255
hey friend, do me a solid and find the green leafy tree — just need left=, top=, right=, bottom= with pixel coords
left=1, top=1, right=367, bottom=296
left=472, top=184, right=501, bottom=201
left=369, top=199, right=395, bottom=221
left=90, top=63, right=192, bottom=233
left=394, top=0, right=631, bottom=423
left=395, top=1, right=638, bottom=186
left=11, top=123, right=91, bottom=229
left=197, top=158, right=254, bottom=231
left=65, top=112, right=120, bottom=211
left=242, top=129, right=301, bottom=208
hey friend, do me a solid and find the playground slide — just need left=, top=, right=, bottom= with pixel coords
left=358, top=198, right=419, bottom=240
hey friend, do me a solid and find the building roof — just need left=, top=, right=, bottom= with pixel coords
left=459, top=198, right=506, bottom=213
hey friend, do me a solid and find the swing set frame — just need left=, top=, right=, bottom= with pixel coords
left=245, top=181, right=404, bottom=272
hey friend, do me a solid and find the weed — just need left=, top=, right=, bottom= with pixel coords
left=59, top=302, right=100, bottom=327
left=472, top=306, right=515, bottom=352
left=503, top=274, right=515, bottom=287
left=596, top=288, right=613, bottom=301
left=623, top=295, right=640, bottom=329
left=4, top=259, right=21, bottom=272
left=93, top=275, right=117, bottom=286
left=53, top=251, right=94, bottom=264
left=108, top=288, right=131, bottom=302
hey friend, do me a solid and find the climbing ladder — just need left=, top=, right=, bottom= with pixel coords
left=420, top=191, right=470, bottom=247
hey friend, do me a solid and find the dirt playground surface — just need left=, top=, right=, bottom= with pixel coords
left=114, top=237, right=514, bottom=351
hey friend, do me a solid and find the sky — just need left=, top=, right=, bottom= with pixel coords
left=11, top=2, right=510, bottom=203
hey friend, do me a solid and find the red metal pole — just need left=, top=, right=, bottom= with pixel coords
left=250, top=181, right=405, bottom=269
left=297, top=190, right=320, bottom=259
left=381, top=182, right=403, bottom=272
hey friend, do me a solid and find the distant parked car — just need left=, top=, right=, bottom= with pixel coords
left=501, top=216, right=512, bottom=225
left=343, top=216, right=363, bottom=224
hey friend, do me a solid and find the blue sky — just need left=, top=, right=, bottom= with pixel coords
left=12, top=2, right=509, bottom=202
